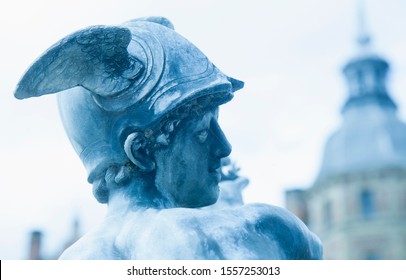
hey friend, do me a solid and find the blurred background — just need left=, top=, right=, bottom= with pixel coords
left=0, top=0, right=405, bottom=259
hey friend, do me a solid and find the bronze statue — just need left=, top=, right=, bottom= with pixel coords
left=15, top=17, right=322, bottom=259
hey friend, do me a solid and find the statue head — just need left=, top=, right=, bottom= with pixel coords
left=15, top=17, right=243, bottom=207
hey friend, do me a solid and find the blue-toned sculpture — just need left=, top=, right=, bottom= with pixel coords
left=15, top=17, right=322, bottom=259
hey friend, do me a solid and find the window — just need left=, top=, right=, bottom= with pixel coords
left=360, top=190, right=375, bottom=219
left=323, top=201, right=333, bottom=229
left=365, top=252, right=381, bottom=260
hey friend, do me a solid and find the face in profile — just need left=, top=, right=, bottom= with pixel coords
left=154, top=108, right=232, bottom=208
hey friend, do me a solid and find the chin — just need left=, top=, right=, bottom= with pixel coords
left=183, top=186, right=219, bottom=208
left=201, top=184, right=220, bottom=207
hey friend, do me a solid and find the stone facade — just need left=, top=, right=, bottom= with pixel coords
left=305, top=168, right=406, bottom=259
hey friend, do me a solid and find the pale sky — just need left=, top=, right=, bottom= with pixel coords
left=1, top=0, right=405, bottom=259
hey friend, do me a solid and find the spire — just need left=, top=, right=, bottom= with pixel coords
left=356, top=0, right=372, bottom=50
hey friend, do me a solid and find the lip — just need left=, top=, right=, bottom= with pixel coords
left=209, top=161, right=221, bottom=173
left=209, top=169, right=222, bottom=183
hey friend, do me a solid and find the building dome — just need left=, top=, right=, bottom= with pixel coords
left=317, top=103, right=406, bottom=181
left=316, top=45, right=406, bottom=182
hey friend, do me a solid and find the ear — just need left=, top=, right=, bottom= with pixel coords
left=124, top=132, right=155, bottom=172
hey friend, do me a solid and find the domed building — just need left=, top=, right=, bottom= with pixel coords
left=286, top=29, right=406, bottom=259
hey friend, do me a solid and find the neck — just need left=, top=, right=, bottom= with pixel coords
left=107, top=174, right=169, bottom=215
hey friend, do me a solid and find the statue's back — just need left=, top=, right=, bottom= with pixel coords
left=60, top=204, right=322, bottom=260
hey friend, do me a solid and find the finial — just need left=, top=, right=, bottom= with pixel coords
left=356, top=0, right=372, bottom=49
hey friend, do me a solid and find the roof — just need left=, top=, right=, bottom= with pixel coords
left=315, top=48, right=406, bottom=182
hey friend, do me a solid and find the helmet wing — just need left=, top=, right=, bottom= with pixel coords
left=15, top=26, right=143, bottom=99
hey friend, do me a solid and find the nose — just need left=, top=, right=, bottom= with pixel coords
left=210, top=120, right=232, bottom=158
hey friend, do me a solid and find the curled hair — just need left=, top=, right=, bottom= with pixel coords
left=92, top=162, right=138, bottom=203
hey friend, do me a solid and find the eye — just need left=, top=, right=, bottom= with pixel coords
left=196, top=129, right=209, bottom=143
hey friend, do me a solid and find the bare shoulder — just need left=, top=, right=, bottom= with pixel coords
left=234, top=203, right=323, bottom=260
left=161, top=203, right=323, bottom=260
left=59, top=222, right=124, bottom=260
